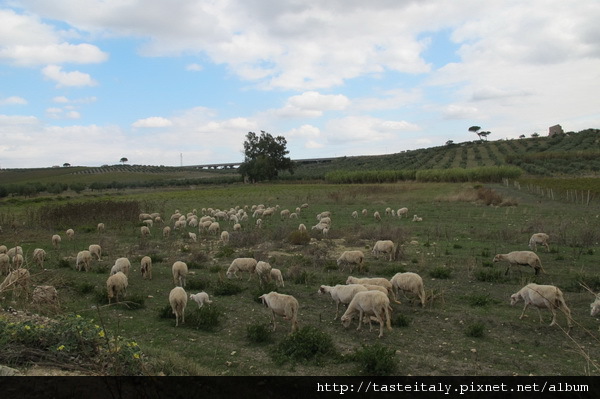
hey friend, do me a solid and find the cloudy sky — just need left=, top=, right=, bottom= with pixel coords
left=1, top=0, right=599, bottom=168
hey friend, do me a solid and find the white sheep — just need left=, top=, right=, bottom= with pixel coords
left=270, top=268, right=285, bottom=287
left=591, top=297, right=600, bottom=317
left=33, top=248, right=46, bottom=268
left=88, top=244, right=102, bottom=261
left=233, top=223, right=242, bottom=232
left=373, top=211, right=381, bottom=221
left=220, top=230, right=230, bottom=244
left=169, top=286, right=188, bottom=327
left=397, top=207, right=408, bottom=218
left=493, top=251, right=544, bottom=275
left=412, top=214, right=423, bottom=222
left=12, top=253, right=24, bottom=269
left=318, top=284, right=368, bottom=319
left=188, top=232, right=197, bottom=242
left=140, top=225, right=151, bottom=237
left=172, top=261, right=188, bottom=287
left=32, top=285, right=59, bottom=308
left=340, top=290, right=392, bottom=338
left=390, top=272, right=426, bottom=307
left=226, top=258, right=257, bottom=280
left=0, top=245, right=6, bottom=254
left=346, top=276, right=397, bottom=303
left=352, top=210, right=358, bottom=219
left=372, top=240, right=395, bottom=261
left=52, top=234, right=61, bottom=249
left=189, top=292, right=212, bottom=308
left=258, top=291, right=299, bottom=333
left=97, top=222, right=105, bottom=232
left=0, top=254, right=9, bottom=275
left=140, top=256, right=152, bottom=280
left=111, top=257, right=131, bottom=276
left=280, top=209, right=290, bottom=220
left=362, top=209, right=368, bottom=217
left=163, top=226, right=171, bottom=238
left=316, top=211, right=331, bottom=220
left=208, top=222, right=220, bottom=235
left=336, top=251, right=365, bottom=273
left=106, top=271, right=128, bottom=304
left=256, top=261, right=272, bottom=284
left=298, top=223, right=307, bottom=233
left=66, top=229, right=74, bottom=240
left=7, top=246, right=23, bottom=258
left=0, top=268, right=31, bottom=298
left=510, top=283, right=573, bottom=331
left=529, top=233, right=550, bottom=252
left=76, top=250, right=92, bottom=272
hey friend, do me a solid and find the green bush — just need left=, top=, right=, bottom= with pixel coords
left=271, top=326, right=337, bottom=365
left=288, top=230, right=311, bottom=245
left=429, top=266, right=452, bottom=279
left=391, top=314, right=411, bottom=328
left=465, top=322, right=486, bottom=338
left=187, top=277, right=211, bottom=291
left=251, top=282, right=279, bottom=303
left=474, top=268, right=504, bottom=283
left=185, top=305, right=221, bottom=331
left=352, top=343, right=397, bottom=376
left=213, top=279, right=244, bottom=296
left=463, top=293, right=498, bottom=307
left=246, top=323, right=273, bottom=344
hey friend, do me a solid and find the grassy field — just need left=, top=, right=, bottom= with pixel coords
left=1, top=181, right=600, bottom=376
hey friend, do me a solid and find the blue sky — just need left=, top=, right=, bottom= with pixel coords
left=1, top=0, right=599, bottom=168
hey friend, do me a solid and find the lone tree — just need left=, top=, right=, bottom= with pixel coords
left=239, top=131, right=294, bottom=183
left=120, top=157, right=128, bottom=165
left=468, top=126, right=490, bottom=141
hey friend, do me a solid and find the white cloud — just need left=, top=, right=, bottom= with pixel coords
left=0, top=96, right=27, bottom=105
left=132, top=117, right=173, bottom=128
left=325, top=116, right=419, bottom=145
left=42, top=65, right=97, bottom=87
left=185, top=63, right=203, bottom=71
left=52, top=96, right=69, bottom=103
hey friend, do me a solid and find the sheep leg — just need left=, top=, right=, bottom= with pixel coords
left=356, top=310, right=363, bottom=331
left=270, top=311, right=277, bottom=331
left=548, top=308, right=557, bottom=326
left=519, top=303, right=529, bottom=320
left=334, top=302, right=340, bottom=320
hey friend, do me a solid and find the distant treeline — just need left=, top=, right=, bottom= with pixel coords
left=0, top=175, right=243, bottom=198
left=325, top=166, right=522, bottom=184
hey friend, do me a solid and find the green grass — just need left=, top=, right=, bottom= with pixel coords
left=1, top=181, right=600, bottom=376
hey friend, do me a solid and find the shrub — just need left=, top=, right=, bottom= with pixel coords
left=474, top=268, right=504, bottom=283
left=271, top=326, right=337, bottom=365
left=74, top=282, right=95, bottom=295
left=246, top=323, right=273, bottom=344
left=288, top=230, right=311, bottom=245
left=57, top=259, right=71, bottom=268
left=215, top=245, right=235, bottom=258
left=120, top=293, right=146, bottom=310
left=465, top=322, right=486, bottom=338
left=213, top=279, right=244, bottom=296
left=251, top=282, right=279, bottom=303
left=287, top=265, right=315, bottom=285
left=464, top=293, right=498, bottom=307
left=185, top=305, right=221, bottom=331
left=352, top=343, right=397, bottom=376
left=429, top=266, right=452, bottom=279
left=391, top=314, right=411, bottom=328
left=187, top=277, right=211, bottom=291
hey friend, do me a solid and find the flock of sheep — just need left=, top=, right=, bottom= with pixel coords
left=0, top=202, right=597, bottom=353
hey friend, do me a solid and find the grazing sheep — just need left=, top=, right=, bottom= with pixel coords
left=352, top=210, right=358, bottom=219
left=280, top=209, right=291, bottom=220
left=317, top=211, right=331, bottom=220
left=111, top=257, right=131, bottom=276
left=76, top=250, right=92, bottom=272
left=336, top=251, right=365, bottom=273
left=390, top=272, right=426, bottom=307
left=529, top=233, right=550, bottom=252
left=140, top=256, right=152, bottom=280
left=169, top=287, right=187, bottom=327
left=233, top=223, right=242, bottom=232
left=340, top=290, right=392, bottom=338
left=172, top=261, right=188, bottom=287
left=318, top=284, right=368, bottom=319
left=188, top=232, right=197, bottom=242
left=88, top=244, right=102, bottom=261
left=32, top=285, right=59, bottom=308
left=270, top=268, right=285, bottom=287
left=163, top=226, right=171, bottom=238
left=7, top=246, right=23, bottom=258
left=372, top=240, right=395, bottom=261
left=220, top=230, right=230, bottom=244
left=259, top=291, right=299, bottom=333
left=66, top=229, right=75, bottom=240
left=12, top=253, right=24, bottom=269
left=52, top=234, right=61, bottom=249
left=397, top=207, right=408, bottom=218
left=0, top=245, right=6, bottom=254
left=373, top=211, right=381, bottom=221
left=0, top=268, right=31, bottom=298
left=318, top=217, right=331, bottom=226
left=493, top=251, right=544, bottom=275
left=174, top=220, right=186, bottom=230
left=346, top=276, right=397, bottom=303
left=189, top=292, right=212, bottom=308
left=0, top=254, right=9, bottom=275
left=255, top=218, right=263, bottom=228
left=97, top=222, right=105, bottom=232
left=256, top=261, right=272, bottom=284
left=312, top=222, right=329, bottom=232
left=226, top=258, right=257, bottom=280
left=412, top=214, right=423, bottom=222
left=591, top=297, right=600, bottom=317
left=510, top=283, right=573, bottom=332
left=208, top=222, right=220, bottom=235
left=362, top=209, right=368, bottom=217
left=143, top=219, right=153, bottom=228
left=33, top=248, right=46, bottom=268
left=141, top=226, right=151, bottom=237
left=298, top=223, right=307, bottom=233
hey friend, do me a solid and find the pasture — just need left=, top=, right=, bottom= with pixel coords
left=1, top=182, right=600, bottom=376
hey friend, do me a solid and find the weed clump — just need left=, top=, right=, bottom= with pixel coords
left=429, top=266, right=452, bottom=279
left=352, top=343, right=397, bottom=376
left=474, top=268, right=504, bottom=283
left=186, top=305, right=221, bottom=331
left=465, top=321, right=486, bottom=338
left=213, top=279, right=244, bottom=296
left=246, top=323, right=273, bottom=344
left=271, top=326, right=337, bottom=365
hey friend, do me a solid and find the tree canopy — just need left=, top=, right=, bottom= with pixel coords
left=239, top=131, right=294, bottom=182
